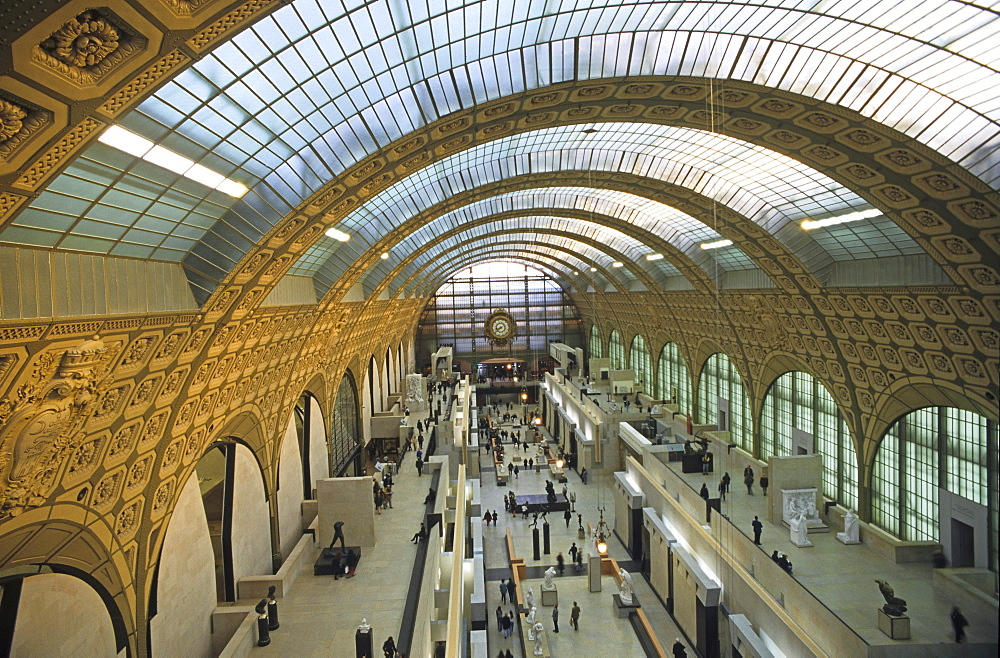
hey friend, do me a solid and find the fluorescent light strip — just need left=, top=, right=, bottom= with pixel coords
left=326, top=228, right=351, bottom=241
left=98, top=125, right=248, bottom=198
left=645, top=253, right=664, bottom=261
left=700, top=239, right=733, bottom=250
left=801, top=208, right=881, bottom=230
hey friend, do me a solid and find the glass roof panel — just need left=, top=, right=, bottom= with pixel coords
left=5, top=0, right=993, bottom=290
left=293, top=123, right=896, bottom=282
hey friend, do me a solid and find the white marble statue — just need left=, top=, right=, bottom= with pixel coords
left=532, top=622, right=545, bottom=655
left=526, top=607, right=539, bottom=639
left=618, top=567, right=634, bottom=604
left=837, top=509, right=861, bottom=544
left=525, top=587, right=535, bottom=609
left=650, top=404, right=661, bottom=416
left=404, top=374, right=427, bottom=410
left=542, top=567, right=557, bottom=590
left=790, top=512, right=813, bottom=547
left=359, top=618, right=370, bottom=631
left=781, top=488, right=827, bottom=531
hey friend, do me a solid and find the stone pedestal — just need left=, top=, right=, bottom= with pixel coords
left=877, top=609, right=910, bottom=639
left=355, top=626, right=373, bottom=657
left=836, top=531, right=861, bottom=545
left=612, top=593, right=640, bottom=618
left=541, top=587, right=558, bottom=607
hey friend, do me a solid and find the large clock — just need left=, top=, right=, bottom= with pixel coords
left=485, top=309, right=516, bottom=346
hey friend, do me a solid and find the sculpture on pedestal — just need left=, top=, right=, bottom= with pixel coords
left=532, top=622, right=545, bottom=655
left=331, top=521, right=345, bottom=549
left=875, top=579, right=907, bottom=616
left=618, top=568, right=634, bottom=605
left=542, top=567, right=557, bottom=590
left=526, top=606, right=538, bottom=638
left=789, top=512, right=813, bottom=547
left=525, top=587, right=535, bottom=609
left=837, top=509, right=860, bottom=544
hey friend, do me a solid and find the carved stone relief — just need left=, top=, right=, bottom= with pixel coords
left=0, top=336, right=115, bottom=519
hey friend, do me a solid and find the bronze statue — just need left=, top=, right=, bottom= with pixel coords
left=875, top=579, right=907, bottom=616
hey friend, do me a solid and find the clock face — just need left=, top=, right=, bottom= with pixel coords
left=485, top=309, right=516, bottom=345
left=490, top=317, right=511, bottom=338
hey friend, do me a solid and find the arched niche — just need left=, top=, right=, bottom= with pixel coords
left=8, top=571, right=117, bottom=657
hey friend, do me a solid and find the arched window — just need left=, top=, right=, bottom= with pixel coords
left=871, top=407, right=997, bottom=572
left=656, top=342, right=690, bottom=415
left=760, top=371, right=858, bottom=509
left=589, top=324, right=603, bottom=358
left=330, top=373, right=361, bottom=476
left=696, top=353, right=750, bottom=451
left=608, top=330, right=625, bottom=370
left=628, top=335, right=651, bottom=392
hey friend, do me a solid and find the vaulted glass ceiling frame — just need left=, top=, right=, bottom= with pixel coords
left=373, top=224, right=664, bottom=298
left=5, top=0, right=997, bottom=303
left=404, top=245, right=620, bottom=298
left=294, top=123, right=925, bottom=298
left=363, top=215, right=676, bottom=299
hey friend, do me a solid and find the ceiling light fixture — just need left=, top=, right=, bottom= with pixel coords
left=98, top=125, right=248, bottom=198
left=801, top=208, right=881, bottom=230
left=612, top=261, right=623, bottom=268
left=380, top=252, right=390, bottom=259
left=700, top=239, right=733, bottom=250
left=326, top=228, right=351, bottom=241
left=645, top=253, right=664, bottom=261
left=589, top=266, right=597, bottom=272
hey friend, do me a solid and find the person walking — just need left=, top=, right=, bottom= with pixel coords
left=495, top=605, right=502, bottom=630
left=570, top=601, right=581, bottom=631
left=760, top=473, right=769, bottom=495
left=416, top=457, right=423, bottom=476
left=950, top=606, right=968, bottom=643
left=501, top=612, right=511, bottom=638
left=672, top=638, right=687, bottom=657
left=382, top=636, right=396, bottom=658
left=752, top=516, right=763, bottom=545
left=499, top=579, right=508, bottom=604
left=492, top=510, right=499, bottom=525
left=722, top=472, right=731, bottom=496
left=564, top=508, right=572, bottom=527
left=484, top=510, right=492, bottom=526
left=699, top=483, right=709, bottom=500
left=717, top=479, right=726, bottom=501
left=568, top=542, right=578, bottom=564
left=552, top=604, right=559, bottom=633
left=744, top=471, right=754, bottom=495
left=556, top=552, right=565, bottom=576
left=507, top=578, right=517, bottom=606
left=580, top=467, right=588, bottom=484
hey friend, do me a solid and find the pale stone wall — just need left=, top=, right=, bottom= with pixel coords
left=308, top=396, right=330, bottom=489
left=12, top=572, right=117, bottom=657
left=231, top=446, right=273, bottom=581
left=277, top=418, right=305, bottom=563
left=149, top=473, right=216, bottom=657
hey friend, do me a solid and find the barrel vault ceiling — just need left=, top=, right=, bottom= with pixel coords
left=0, top=0, right=995, bottom=315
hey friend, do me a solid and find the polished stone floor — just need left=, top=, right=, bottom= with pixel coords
left=668, top=445, right=998, bottom=648
left=261, top=393, right=996, bottom=656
